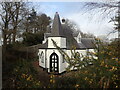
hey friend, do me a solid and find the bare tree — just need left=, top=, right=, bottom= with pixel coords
left=11, top=2, right=24, bottom=43
left=1, top=2, right=13, bottom=61
left=62, top=19, right=81, bottom=34
left=0, top=2, right=28, bottom=60
left=84, top=1, right=119, bottom=38
left=84, top=0, right=120, bottom=61
left=84, top=1, right=118, bottom=17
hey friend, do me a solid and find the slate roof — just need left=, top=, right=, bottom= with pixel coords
left=73, top=32, right=79, bottom=37
left=39, top=12, right=95, bottom=49
left=78, top=43, right=86, bottom=48
left=81, top=38, right=95, bottom=49
left=51, top=12, right=64, bottom=37
left=38, top=40, right=48, bottom=48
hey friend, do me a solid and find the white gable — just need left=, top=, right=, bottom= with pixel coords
left=74, top=32, right=81, bottom=43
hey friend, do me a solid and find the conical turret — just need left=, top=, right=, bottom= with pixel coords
left=51, top=12, right=64, bottom=36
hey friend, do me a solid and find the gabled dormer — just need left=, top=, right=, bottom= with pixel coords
left=73, top=32, right=81, bottom=43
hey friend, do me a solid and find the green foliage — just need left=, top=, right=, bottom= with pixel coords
left=52, top=38, right=120, bottom=88
left=78, top=39, right=120, bottom=88
left=3, top=43, right=42, bottom=88
left=24, top=10, right=51, bottom=33
left=3, top=58, right=42, bottom=88
left=11, top=59, right=42, bottom=88
left=55, top=75, right=77, bottom=88
left=22, top=31, right=44, bottom=46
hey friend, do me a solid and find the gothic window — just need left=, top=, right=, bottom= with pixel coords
left=50, top=52, right=59, bottom=72
left=62, top=54, right=65, bottom=63
left=40, top=51, right=44, bottom=63
left=79, top=37, right=81, bottom=42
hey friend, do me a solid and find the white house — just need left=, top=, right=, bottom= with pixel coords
left=38, top=12, right=95, bottom=74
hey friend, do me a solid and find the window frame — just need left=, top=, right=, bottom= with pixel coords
left=40, top=51, right=44, bottom=63
left=62, top=54, right=65, bottom=63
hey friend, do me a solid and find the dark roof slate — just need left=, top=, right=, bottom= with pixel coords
left=73, top=32, right=79, bottom=37
left=51, top=12, right=64, bottom=36
left=78, top=43, right=86, bottom=48
left=81, top=38, right=95, bottom=48
left=39, top=12, right=95, bottom=49
left=39, top=40, right=48, bottom=48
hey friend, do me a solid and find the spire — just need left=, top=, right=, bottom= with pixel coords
left=51, top=12, right=64, bottom=36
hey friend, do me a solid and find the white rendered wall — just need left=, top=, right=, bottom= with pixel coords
left=88, top=49, right=94, bottom=52
left=46, top=49, right=66, bottom=73
left=48, top=37, right=66, bottom=48
left=59, top=49, right=67, bottom=73
left=38, top=48, right=95, bottom=73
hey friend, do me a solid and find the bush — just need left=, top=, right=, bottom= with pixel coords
left=55, top=76, right=77, bottom=88
left=22, top=32, right=44, bottom=46
left=3, top=59, right=42, bottom=88
left=53, top=38, right=120, bottom=88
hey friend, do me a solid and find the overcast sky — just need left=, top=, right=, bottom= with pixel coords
left=30, top=1, right=118, bottom=39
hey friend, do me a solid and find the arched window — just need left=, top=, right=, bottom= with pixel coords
left=40, top=51, right=44, bottom=63
left=62, top=54, right=65, bottom=63
left=79, top=37, right=81, bottom=42
left=50, top=52, right=59, bottom=72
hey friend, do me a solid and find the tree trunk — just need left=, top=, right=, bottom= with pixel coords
left=12, top=29, right=17, bottom=43
left=2, top=31, right=7, bottom=61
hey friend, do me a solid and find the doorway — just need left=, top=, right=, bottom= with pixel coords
left=50, top=52, right=59, bottom=72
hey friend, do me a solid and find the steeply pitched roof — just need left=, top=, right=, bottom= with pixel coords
left=73, top=33, right=79, bottom=37
left=38, top=40, right=48, bottom=48
left=62, top=24, right=95, bottom=49
left=39, top=12, right=95, bottom=49
left=51, top=12, right=64, bottom=36
left=64, top=30, right=95, bottom=49
left=81, top=38, right=95, bottom=49
left=78, top=43, right=86, bottom=48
